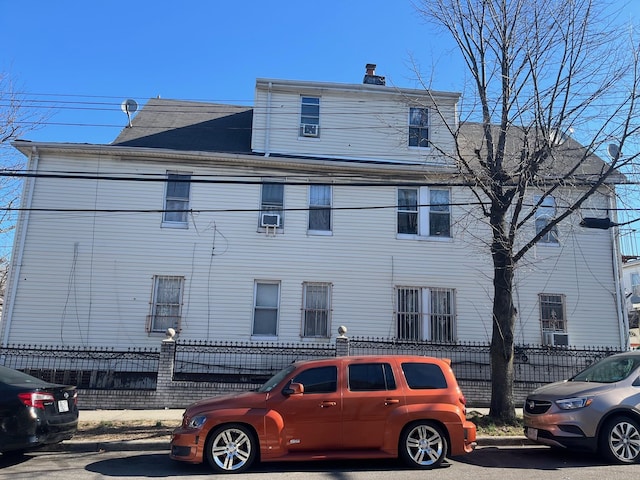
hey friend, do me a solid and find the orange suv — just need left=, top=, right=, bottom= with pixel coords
left=170, top=355, right=476, bottom=473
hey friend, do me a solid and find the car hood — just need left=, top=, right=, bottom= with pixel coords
left=530, top=380, right=615, bottom=399
left=186, top=390, right=268, bottom=415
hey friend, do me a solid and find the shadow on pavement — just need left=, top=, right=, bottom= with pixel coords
left=84, top=454, right=452, bottom=477
left=455, top=446, right=608, bottom=470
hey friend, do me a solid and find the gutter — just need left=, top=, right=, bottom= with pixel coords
left=2, top=146, right=39, bottom=347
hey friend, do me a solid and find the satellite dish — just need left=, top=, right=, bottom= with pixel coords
left=120, top=99, right=138, bottom=127
left=607, top=143, right=621, bottom=159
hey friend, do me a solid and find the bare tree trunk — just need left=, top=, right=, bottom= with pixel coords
left=489, top=214, right=517, bottom=423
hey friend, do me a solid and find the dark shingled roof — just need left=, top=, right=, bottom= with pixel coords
left=112, top=98, right=253, bottom=154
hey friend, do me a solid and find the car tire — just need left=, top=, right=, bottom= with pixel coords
left=599, top=416, right=640, bottom=464
left=204, top=423, right=257, bottom=474
left=399, top=421, right=448, bottom=469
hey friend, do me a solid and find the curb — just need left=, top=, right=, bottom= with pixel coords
left=45, top=436, right=533, bottom=453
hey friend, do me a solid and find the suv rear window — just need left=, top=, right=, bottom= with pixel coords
left=348, top=363, right=396, bottom=391
left=402, top=362, right=447, bottom=389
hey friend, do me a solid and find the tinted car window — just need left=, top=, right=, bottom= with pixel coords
left=402, top=362, right=448, bottom=389
left=291, top=366, right=337, bottom=393
left=348, top=363, right=396, bottom=391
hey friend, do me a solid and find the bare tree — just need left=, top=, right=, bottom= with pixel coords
left=415, top=0, right=640, bottom=421
left=0, top=72, right=49, bottom=306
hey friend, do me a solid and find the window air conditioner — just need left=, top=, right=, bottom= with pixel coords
left=543, top=331, right=569, bottom=346
left=302, top=123, right=319, bottom=137
left=261, top=213, right=281, bottom=227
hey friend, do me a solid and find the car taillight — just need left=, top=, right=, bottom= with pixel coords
left=18, top=392, right=55, bottom=409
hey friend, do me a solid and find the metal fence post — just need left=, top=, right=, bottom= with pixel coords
left=336, top=326, right=349, bottom=356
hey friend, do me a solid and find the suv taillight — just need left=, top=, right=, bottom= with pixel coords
left=18, top=392, right=55, bottom=409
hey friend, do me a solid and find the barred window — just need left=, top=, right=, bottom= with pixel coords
left=302, top=283, right=331, bottom=337
left=396, top=287, right=456, bottom=342
left=148, top=276, right=184, bottom=333
left=540, top=294, right=566, bottom=332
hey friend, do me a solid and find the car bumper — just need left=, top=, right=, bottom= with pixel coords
left=170, top=429, right=205, bottom=463
left=523, top=424, right=597, bottom=452
left=1, top=418, right=78, bottom=453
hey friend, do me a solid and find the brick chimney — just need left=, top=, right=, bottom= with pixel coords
left=363, top=63, right=386, bottom=85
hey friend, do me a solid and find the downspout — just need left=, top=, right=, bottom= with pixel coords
left=2, top=146, right=39, bottom=347
left=264, top=82, right=272, bottom=157
left=609, top=193, right=629, bottom=349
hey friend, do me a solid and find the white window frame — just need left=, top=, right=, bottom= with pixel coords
left=534, top=194, right=559, bottom=244
left=147, top=275, right=184, bottom=334
left=302, top=282, right=332, bottom=338
left=397, top=187, right=451, bottom=239
left=259, top=182, right=284, bottom=231
left=252, top=281, right=280, bottom=337
left=300, top=96, right=320, bottom=138
left=162, top=171, right=191, bottom=228
left=308, top=185, right=332, bottom=234
left=408, top=107, right=429, bottom=148
left=396, top=286, right=456, bottom=342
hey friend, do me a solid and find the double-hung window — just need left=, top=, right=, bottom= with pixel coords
left=147, top=275, right=184, bottom=333
left=300, top=96, right=320, bottom=137
left=260, top=182, right=284, bottom=229
left=163, top=172, right=191, bottom=227
left=253, top=281, right=280, bottom=336
left=397, top=187, right=451, bottom=237
left=535, top=195, right=558, bottom=243
left=396, top=287, right=456, bottom=342
left=308, top=185, right=332, bottom=233
left=409, top=107, right=429, bottom=148
left=302, top=282, right=331, bottom=337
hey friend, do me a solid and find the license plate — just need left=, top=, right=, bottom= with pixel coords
left=57, top=399, right=69, bottom=413
left=526, top=427, right=538, bottom=441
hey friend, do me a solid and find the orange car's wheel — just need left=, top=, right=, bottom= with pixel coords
left=399, top=421, right=448, bottom=469
left=205, top=424, right=257, bottom=474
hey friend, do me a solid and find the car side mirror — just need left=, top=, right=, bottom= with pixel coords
left=283, top=382, right=304, bottom=396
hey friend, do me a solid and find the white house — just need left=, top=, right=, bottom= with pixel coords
left=0, top=65, right=628, bottom=349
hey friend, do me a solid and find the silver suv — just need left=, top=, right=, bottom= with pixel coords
left=523, top=351, right=640, bottom=464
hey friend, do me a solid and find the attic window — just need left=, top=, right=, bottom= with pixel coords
left=409, top=107, right=429, bottom=148
left=300, top=96, right=320, bottom=137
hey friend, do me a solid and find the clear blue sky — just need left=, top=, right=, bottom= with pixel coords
left=2, top=0, right=470, bottom=145
left=3, top=0, right=640, bottom=145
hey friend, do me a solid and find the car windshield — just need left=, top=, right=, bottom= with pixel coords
left=257, top=365, right=296, bottom=393
left=570, top=355, right=640, bottom=383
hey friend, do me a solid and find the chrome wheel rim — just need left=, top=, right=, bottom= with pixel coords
left=609, top=421, right=640, bottom=462
left=405, top=424, right=444, bottom=466
left=211, top=427, right=252, bottom=471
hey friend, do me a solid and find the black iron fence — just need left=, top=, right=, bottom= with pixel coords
left=0, top=338, right=623, bottom=390
left=0, top=344, right=160, bottom=390
left=349, top=337, right=621, bottom=384
left=173, top=340, right=337, bottom=383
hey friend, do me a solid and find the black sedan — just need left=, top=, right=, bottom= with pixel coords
left=0, top=365, right=78, bottom=455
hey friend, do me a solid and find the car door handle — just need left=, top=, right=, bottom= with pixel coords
left=320, top=401, right=337, bottom=408
left=385, top=398, right=400, bottom=405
